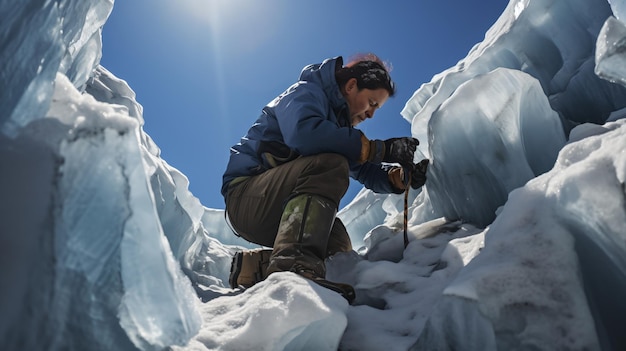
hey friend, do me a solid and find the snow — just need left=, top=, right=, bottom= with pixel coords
left=2, top=0, right=626, bottom=350
left=176, top=273, right=349, bottom=351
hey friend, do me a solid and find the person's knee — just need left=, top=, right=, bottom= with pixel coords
left=295, top=153, right=350, bottom=206
left=315, top=153, right=349, bottom=188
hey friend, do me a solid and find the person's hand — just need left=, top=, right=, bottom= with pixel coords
left=388, top=159, right=429, bottom=192
left=408, top=159, right=429, bottom=189
left=360, top=134, right=420, bottom=165
left=382, top=137, right=419, bottom=166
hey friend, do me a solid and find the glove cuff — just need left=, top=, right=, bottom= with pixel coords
left=359, top=134, right=369, bottom=163
left=359, top=135, right=386, bottom=164
left=388, top=167, right=406, bottom=194
left=369, top=139, right=385, bottom=163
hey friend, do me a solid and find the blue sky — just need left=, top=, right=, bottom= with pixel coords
left=100, top=0, right=508, bottom=209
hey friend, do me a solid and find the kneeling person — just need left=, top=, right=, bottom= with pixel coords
left=222, top=54, right=428, bottom=303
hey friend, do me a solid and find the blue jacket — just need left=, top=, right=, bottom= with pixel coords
left=221, top=56, right=396, bottom=199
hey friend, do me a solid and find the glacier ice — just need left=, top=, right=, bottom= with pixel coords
left=0, top=0, right=114, bottom=137
left=424, top=67, right=566, bottom=226
left=596, top=16, right=626, bottom=86
left=3, top=0, right=626, bottom=350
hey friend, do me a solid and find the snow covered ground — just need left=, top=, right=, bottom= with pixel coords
left=2, top=0, right=626, bottom=350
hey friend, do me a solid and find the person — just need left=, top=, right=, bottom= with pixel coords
left=222, top=54, right=429, bottom=303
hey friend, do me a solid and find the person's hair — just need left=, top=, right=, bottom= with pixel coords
left=335, top=53, right=396, bottom=97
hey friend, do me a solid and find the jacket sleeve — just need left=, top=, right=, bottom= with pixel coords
left=271, top=82, right=363, bottom=162
left=350, top=162, right=400, bottom=194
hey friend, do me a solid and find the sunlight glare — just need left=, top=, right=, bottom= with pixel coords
left=176, top=0, right=280, bottom=54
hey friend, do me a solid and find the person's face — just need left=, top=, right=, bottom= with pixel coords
left=343, top=78, right=390, bottom=127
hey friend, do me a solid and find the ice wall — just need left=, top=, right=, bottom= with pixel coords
left=410, top=0, right=626, bottom=226
left=424, top=68, right=566, bottom=226
left=0, top=1, right=221, bottom=350
left=405, top=1, right=626, bottom=349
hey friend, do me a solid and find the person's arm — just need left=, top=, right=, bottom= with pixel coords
left=351, top=159, right=430, bottom=194
left=272, top=84, right=363, bottom=161
left=350, top=163, right=401, bottom=194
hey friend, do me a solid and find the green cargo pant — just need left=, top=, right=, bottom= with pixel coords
left=226, top=153, right=353, bottom=257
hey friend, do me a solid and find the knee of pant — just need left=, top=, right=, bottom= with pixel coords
left=316, top=153, right=350, bottom=189
left=297, top=154, right=350, bottom=205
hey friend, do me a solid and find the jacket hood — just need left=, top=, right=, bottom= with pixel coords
left=298, top=56, right=346, bottom=112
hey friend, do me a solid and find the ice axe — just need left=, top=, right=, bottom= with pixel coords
left=384, top=137, right=427, bottom=249
left=402, top=164, right=411, bottom=249
left=400, top=159, right=429, bottom=249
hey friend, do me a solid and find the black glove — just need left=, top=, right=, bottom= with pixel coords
left=382, top=137, right=419, bottom=166
left=409, top=159, right=429, bottom=189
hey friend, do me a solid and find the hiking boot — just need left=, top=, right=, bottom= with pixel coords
left=267, top=193, right=337, bottom=277
left=229, top=248, right=273, bottom=289
left=266, top=193, right=355, bottom=303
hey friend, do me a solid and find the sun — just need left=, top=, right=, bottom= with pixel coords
left=178, top=0, right=231, bottom=30
left=175, top=0, right=282, bottom=56
left=177, top=0, right=270, bottom=33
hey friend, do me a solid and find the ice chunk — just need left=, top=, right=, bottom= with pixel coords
left=595, top=16, right=626, bottom=87
left=0, top=0, right=113, bottom=137
left=425, top=68, right=565, bottom=226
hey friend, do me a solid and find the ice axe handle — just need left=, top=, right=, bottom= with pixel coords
left=402, top=165, right=411, bottom=249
